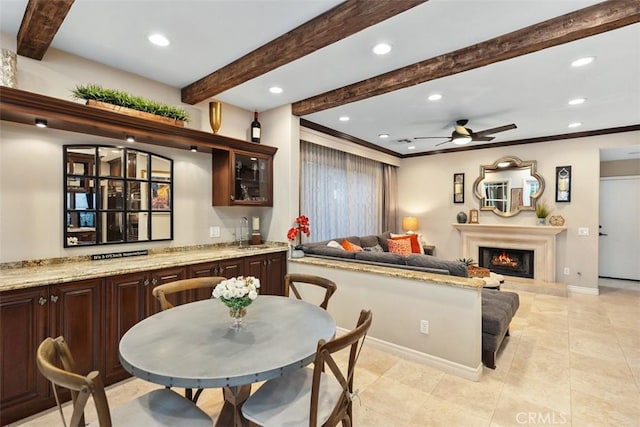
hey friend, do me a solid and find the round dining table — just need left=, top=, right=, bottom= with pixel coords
left=119, top=295, right=336, bottom=426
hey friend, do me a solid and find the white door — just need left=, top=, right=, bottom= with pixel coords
left=599, top=177, right=640, bottom=280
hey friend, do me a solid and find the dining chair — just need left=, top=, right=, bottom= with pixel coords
left=152, top=276, right=226, bottom=311
left=36, top=336, right=213, bottom=427
left=284, top=273, right=337, bottom=310
left=152, top=276, right=226, bottom=402
left=241, top=309, right=373, bottom=427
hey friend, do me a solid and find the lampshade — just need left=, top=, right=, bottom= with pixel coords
left=402, top=216, right=419, bottom=233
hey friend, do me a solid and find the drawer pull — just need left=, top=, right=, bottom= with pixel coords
left=50, top=295, right=59, bottom=303
left=38, top=297, right=47, bottom=305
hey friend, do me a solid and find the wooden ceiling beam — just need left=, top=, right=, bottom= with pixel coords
left=181, top=0, right=426, bottom=105
left=292, top=1, right=640, bottom=116
left=17, top=0, right=75, bottom=60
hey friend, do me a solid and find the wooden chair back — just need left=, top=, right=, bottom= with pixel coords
left=36, top=336, right=112, bottom=427
left=310, top=309, right=372, bottom=426
left=284, top=273, right=337, bottom=310
left=152, top=276, right=226, bottom=311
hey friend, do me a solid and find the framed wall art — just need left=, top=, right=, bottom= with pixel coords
left=453, top=173, right=464, bottom=203
left=469, top=209, right=479, bottom=224
left=555, top=166, right=571, bottom=202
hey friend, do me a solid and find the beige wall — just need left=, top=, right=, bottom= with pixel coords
left=600, top=159, right=640, bottom=177
left=397, top=132, right=640, bottom=290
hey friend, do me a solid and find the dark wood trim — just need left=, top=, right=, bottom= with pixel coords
left=181, top=0, right=426, bottom=105
left=300, top=119, right=401, bottom=158
left=293, top=2, right=640, bottom=116
left=0, top=87, right=277, bottom=156
left=403, top=124, right=640, bottom=158
left=17, top=0, right=75, bottom=60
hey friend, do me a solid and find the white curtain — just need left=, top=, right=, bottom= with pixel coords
left=300, top=141, right=385, bottom=242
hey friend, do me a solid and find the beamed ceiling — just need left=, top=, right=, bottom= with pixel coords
left=1, top=0, right=639, bottom=158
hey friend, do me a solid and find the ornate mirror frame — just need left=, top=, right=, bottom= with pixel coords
left=472, top=156, right=545, bottom=218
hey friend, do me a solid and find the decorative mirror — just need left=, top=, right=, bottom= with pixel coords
left=64, top=145, right=173, bottom=247
left=472, top=156, right=544, bottom=217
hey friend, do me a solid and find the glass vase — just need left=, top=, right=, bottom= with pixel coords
left=229, top=307, right=247, bottom=329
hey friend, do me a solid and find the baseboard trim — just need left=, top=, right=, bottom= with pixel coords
left=567, top=285, right=600, bottom=295
left=336, top=327, right=483, bottom=382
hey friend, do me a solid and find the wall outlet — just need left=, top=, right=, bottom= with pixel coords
left=563, top=267, right=570, bottom=275
left=420, top=320, right=429, bottom=334
left=209, top=226, right=221, bottom=238
left=578, top=227, right=589, bottom=236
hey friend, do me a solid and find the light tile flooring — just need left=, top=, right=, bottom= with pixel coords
left=12, top=278, right=639, bottom=427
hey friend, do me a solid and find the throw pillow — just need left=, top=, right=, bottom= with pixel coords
left=341, top=239, right=364, bottom=252
left=363, top=244, right=384, bottom=252
left=387, top=238, right=412, bottom=256
left=326, top=240, right=345, bottom=250
left=390, top=233, right=423, bottom=254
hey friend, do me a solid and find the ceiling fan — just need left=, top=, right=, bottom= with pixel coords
left=414, top=119, right=517, bottom=146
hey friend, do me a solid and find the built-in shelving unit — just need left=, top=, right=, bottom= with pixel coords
left=0, top=87, right=278, bottom=156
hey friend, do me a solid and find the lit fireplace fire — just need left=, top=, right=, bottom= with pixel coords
left=491, top=251, right=520, bottom=268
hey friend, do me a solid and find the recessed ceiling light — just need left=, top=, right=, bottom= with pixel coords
left=148, top=34, right=170, bottom=47
left=568, top=97, right=586, bottom=105
left=568, top=122, right=582, bottom=128
left=125, top=135, right=135, bottom=143
left=379, top=134, right=389, bottom=139
left=372, top=43, right=391, bottom=55
left=34, top=118, right=47, bottom=128
left=571, top=56, right=595, bottom=67
left=407, top=146, right=416, bottom=150
left=190, top=145, right=197, bottom=152
left=339, top=116, right=350, bottom=122
left=497, top=161, right=512, bottom=168
left=269, top=86, right=283, bottom=94
left=428, top=93, right=442, bottom=101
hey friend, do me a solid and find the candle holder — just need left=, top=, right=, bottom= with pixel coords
left=251, top=216, right=261, bottom=245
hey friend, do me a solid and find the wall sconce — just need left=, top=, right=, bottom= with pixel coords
left=190, top=145, right=197, bottom=152
left=35, top=118, right=47, bottom=128
left=125, top=135, right=135, bottom=143
left=402, top=216, right=419, bottom=234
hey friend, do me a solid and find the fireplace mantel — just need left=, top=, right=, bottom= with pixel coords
left=453, top=223, right=567, bottom=282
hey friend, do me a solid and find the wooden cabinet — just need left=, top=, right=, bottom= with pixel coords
left=187, top=259, right=244, bottom=302
left=212, top=149, right=273, bottom=206
left=244, top=252, right=287, bottom=296
left=145, top=267, right=188, bottom=317
left=0, top=279, right=102, bottom=426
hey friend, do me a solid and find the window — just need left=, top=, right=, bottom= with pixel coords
left=300, top=141, right=384, bottom=241
left=64, top=145, right=173, bottom=247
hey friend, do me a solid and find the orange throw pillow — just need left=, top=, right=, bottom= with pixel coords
left=341, top=239, right=363, bottom=252
left=390, top=234, right=422, bottom=254
left=387, top=238, right=412, bottom=256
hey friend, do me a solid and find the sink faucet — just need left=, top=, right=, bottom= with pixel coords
left=239, top=217, right=249, bottom=248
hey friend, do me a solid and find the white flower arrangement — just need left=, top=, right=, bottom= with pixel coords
left=212, top=276, right=260, bottom=309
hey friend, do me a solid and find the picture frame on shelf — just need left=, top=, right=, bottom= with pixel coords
left=453, top=173, right=464, bottom=203
left=555, top=166, right=571, bottom=202
left=469, top=208, right=479, bottom=224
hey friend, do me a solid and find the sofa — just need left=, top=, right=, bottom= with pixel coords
left=301, top=232, right=469, bottom=277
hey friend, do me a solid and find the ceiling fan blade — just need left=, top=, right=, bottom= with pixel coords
left=473, top=123, right=517, bottom=136
left=434, top=139, right=451, bottom=147
left=414, top=136, right=449, bottom=139
left=472, top=136, right=495, bottom=142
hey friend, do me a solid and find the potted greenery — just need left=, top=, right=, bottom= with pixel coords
left=535, top=199, right=550, bottom=225
left=72, top=84, right=190, bottom=126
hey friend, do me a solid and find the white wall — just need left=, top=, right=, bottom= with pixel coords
left=0, top=34, right=295, bottom=263
left=398, top=132, right=640, bottom=290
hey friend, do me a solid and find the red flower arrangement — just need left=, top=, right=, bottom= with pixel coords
left=287, top=215, right=310, bottom=247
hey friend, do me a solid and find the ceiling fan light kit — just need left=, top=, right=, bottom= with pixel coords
left=415, top=119, right=517, bottom=147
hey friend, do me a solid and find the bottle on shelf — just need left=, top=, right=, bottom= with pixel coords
left=251, top=111, right=261, bottom=143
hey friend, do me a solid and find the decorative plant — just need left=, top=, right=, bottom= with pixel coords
left=212, top=276, right=260, bottom=310
left=535, top=200, right=550, bottom=218
left=457, top=258, right=477, bottom=266
left=287, top=215, right=310, bottom=248
left=72, top=84, right=190, bottom=121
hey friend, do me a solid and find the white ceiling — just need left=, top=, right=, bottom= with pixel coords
left=1, top=0, right=638, bottom=159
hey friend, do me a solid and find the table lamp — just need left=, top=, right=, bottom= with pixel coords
left=402, top=216, right=419, bottom=234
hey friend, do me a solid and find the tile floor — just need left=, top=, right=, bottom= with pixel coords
left=12, top=278, right=639, bottom=427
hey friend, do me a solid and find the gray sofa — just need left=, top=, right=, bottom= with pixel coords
left=301, top=232, right=468, bottom=277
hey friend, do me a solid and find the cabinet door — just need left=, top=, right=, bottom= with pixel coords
left=0, top=288, right=50, bottom=425
left=244, top=255, right=265, bottom=284
left=50, top=279, right=102, bottom=383
left=219, top=258, right=243, bottom=278
left=103, top=272, right=147, bottom=384
left=146, top=267, right=187, bottom=317
left=188, top=262, right=219, bottom=302
left=212, top=149, right=273, bottom=207
left=265, top=252, right=286, bottom=296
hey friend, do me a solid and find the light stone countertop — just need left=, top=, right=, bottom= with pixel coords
left=0, top=245, right=287, bottom=292
left=290, top=256, right=484, bottom=290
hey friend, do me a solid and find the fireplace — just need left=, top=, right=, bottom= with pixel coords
left=479, top=246, right=534, bottom=279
